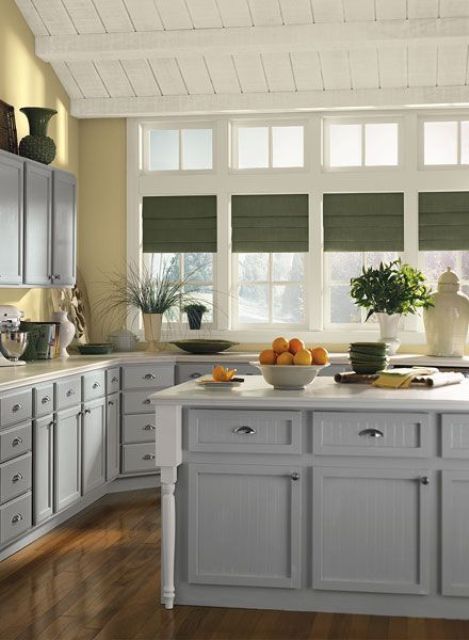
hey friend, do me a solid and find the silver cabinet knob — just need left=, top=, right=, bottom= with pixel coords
left=12, top=437, right=23, bottom=446
left=54, top=274, right=61, bottom=279
left=11, top=513, right=23, bottom=524
left=190, top=372, right=202, bottom=379
left=84, top=408, right=91, bottom=414
left=92, top=382, right=100, bottom=389
left=108, top=400, right=114, bottom=406
left=143, top=453, right=156, bottom=460
left=111, top=376, right=118, bottom=383
left=233, top=425, right=256, bottom=435
left=290, top=472, right=300, bottom=481
left=66, top=389, right=75, bottom=397
left=358, top=428, right=384, bottom=438
left=420, top=476, right=430, bottom=485
left=49, top=420, right=56, bottom=428
left=41, top=396, right=51, bottom=404
left=12, top=472, right=23, bottom=483
left=12, top=404, right=21, bottom=413
left=143, top=398, right=151, bottom=405
left=144, top=373, right=156, bottom=380
left=144, top=424, right=156, bottom=431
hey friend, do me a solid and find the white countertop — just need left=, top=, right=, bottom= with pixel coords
left=151, top=375, right=469, bottom=411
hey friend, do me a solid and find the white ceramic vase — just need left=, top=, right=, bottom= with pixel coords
left=376, top=312, right=401, bottom=355
left=143, top=313, right=162, bottom=353
left=52, top=310, right=75, bottom=359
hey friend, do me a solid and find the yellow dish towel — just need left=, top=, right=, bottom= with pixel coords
left=373, top=367, right=439, bottom=389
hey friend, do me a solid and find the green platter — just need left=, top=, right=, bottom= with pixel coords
left=170, top=339, right=239, bottom=354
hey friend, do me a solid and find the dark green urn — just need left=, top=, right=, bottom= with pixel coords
left=19, top=107, right=57, bottom=165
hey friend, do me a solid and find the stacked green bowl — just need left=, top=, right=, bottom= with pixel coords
left=349, top=342, right=390, bottom=374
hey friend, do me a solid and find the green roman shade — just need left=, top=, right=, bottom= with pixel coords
left=323, top=193, right=404, bottom=252
left=231, top=194, right=309, bottom=253
left=142, top=195, right=217, bottom=253
left=419, top=192, right=469, bottom=250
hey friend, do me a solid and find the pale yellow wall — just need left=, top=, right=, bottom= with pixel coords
left=0, top=0, right=79, bottom=319
left=78, top=119, right=127, bottom=342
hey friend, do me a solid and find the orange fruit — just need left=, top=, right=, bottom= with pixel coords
left=288, top=337, right=305, bottom=354
left=293, top=349, right=313, bottom=366
left=277, top=351, right=294, bottom=365
left=272, top=336, right=289, bottom=354
left=212, top=365, right=237, bottom=382
left=259, top=349, right=277, bottom=365
left=310, top=346, right=329, bottom=365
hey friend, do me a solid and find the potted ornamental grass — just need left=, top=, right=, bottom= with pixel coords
left=350, top=259, right=433, bottom=353
left=183, top=303, right=208, bottom=330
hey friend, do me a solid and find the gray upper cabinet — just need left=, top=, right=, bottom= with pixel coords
left=0, top=153, right=23, bottom=285
left=23, top=162, right=52, bottom=286
left=51, top=170, right=76, bottom=287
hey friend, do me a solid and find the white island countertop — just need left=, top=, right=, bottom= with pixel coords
left=151, top=374, right=469, bottom=412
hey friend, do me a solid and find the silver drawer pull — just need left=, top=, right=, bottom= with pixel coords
left=41, top=396, right=51, bottom=404
left=12, top=473, right=23, bottom=483
left=358, top=428, right=384, bottom=439
left=144, top=373, right=156, bottom=380
left=12, top=437, right=23, bottom=446
left=92, top=382, right=100, bottom=389
left=11, top=513, right=23, bottom=524
left=143, top=453, right=156, bottom=460
left=66, top=389, right=75, bottom=397
left=12, top=404, right=21, bottom=413
left=290, top=472, right=300, bottom=481
left=111, top=376, right=119, bottom=383
left=143, top=398, right=151, bottom=405
left=190, top=372, right=202, bottom=379
left=420, top=476, right=430, bottom=486
left=233, top=425, right=257, bottom=435
left=144, top=424, right=156, bottom=431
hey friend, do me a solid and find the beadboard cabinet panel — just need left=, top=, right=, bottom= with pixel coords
left=23, top=162, right=52, bottom=286
left=442, top=470, right=469, bottom=596
left=106, top=393, right=120, bottom=481
left=0, top=153, right=23, bottom=285
left=33, top=415, right=54, bottom=525
left=54, top=405, right=81, bottom=512
left=82, top=397, right=106, bottom=495
left=51, top=170, right=76, bottom=287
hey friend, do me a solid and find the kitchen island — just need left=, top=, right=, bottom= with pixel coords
left=153, top=375, right=469, bottom=619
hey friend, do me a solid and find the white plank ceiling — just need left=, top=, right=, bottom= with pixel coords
left=14, top=0, right=469, bottom=117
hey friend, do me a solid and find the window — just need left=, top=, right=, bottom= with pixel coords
left=234, top=253, right=305, bottom=326
left=324, top=119, right=399, bottom=168
left=147, top=253, right=214, bottom=323
left=147, top=126, right=213, bottom=171
left=421, top=251, right=469, bottom=297
left=423, top=119, right=469, bottom=166
left=233, top=123, right=304, bottom=169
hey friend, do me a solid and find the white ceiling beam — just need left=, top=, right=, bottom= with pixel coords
left=70, top=85, right=469, bottom=118
left=37, top=18, right=469, bottom=62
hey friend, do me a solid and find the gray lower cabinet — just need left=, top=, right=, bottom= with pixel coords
left=0, top=152, right=23, bottom=285
left=82, top=397, right=106, bottom=495
left=54, top=405, right=81, bottom=512
left=442, top=470, right=469, bottom=596
left=23, top=162, right=52, bottom=286
left=106, top=393, right=120, bottom=481
left=313, top=466, right=430, bottom=594
left=188, top=463, right=302, bottom=588
left=33, top=414, right=54, bottom=525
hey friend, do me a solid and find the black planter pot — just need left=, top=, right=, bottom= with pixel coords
left=186, top=308, right=205, bottom=330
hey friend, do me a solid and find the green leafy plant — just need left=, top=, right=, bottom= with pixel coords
left=350, top=259, right=433, bottom=321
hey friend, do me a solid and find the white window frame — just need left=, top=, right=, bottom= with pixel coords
left=419, top=115, right=469, bottom=169
left=141, top=120, right=216, bottom=175
left=323, top=116, right=402, bottom=172
left=230, top=118, right=308, bottom=173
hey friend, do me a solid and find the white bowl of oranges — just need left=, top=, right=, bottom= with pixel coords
left=252, top=337, right=329, bottom=390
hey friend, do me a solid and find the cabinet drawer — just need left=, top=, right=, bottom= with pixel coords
left=121, top=443, right=157, bottom=474
left=122, top=364, right=174, bottom=390
left=188, top=410, right=302, bottom=454
left=56, top=377, right=81, bottom=410
left=442, top=414, right=469, bottom=458
left=0, top=492, right=32, bottom=546
left=34, top=384, right=54, bottom=418
left=106, top=368, right=121, bottom=395
left=122, top=390, right=159, bottom=415
left=122, top=414, right=156, bottom=444
left=0, top=423, right=32, bottom=463
left=83, top=370, right=105, bottom=401
left=0, top=389, right=32, bottom=428
left=313, top=412, right=430, bottom=457
left=0, top=453, right=32, bottom=504
left=176, top=363, right=257, bottom=384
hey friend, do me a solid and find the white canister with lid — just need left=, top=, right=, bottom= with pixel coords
left=108, top=328, right=138, bottom=352
left=424, top=267, right=469, bottom=357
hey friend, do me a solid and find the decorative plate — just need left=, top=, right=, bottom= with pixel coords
left=170, top=339, right=239, bottom=354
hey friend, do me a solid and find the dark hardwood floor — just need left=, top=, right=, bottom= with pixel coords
left=0, top=489, right=467, bottom=640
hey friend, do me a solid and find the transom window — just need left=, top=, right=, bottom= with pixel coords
left=324, top=119, right=399, bottom=169
left=232, top=123, right=304, bottom=169
left=423, top=119, right=469, bottom=166
left=146, top=126, right=213, bottom=172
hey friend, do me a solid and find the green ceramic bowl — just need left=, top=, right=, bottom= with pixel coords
left=170, top=339, right=239, bottom=354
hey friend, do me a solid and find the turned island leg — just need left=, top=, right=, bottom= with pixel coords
left=161, top=466, right=177, bottom=609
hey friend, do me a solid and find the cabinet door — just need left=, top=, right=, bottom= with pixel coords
left=0, top=152, right=23, bottom=284
left=51, top=170, right=76, bottom=287
left=54, top=405, right=81, bottom=512
left=106, top=393, right=120, bottom=481
left=442, top=470, right=469, bottom=596
left=188, top=464, right=301, bottom=588
left=82, top=397, right=106, bottom=494
left=313, top=467, right=430, bottom=594
left=23, top=162, right=52, bottom=286
left=33, top=415, right=54, bottom=524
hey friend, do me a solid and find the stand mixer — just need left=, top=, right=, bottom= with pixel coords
left=0, top=305, right=27, bottom=366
